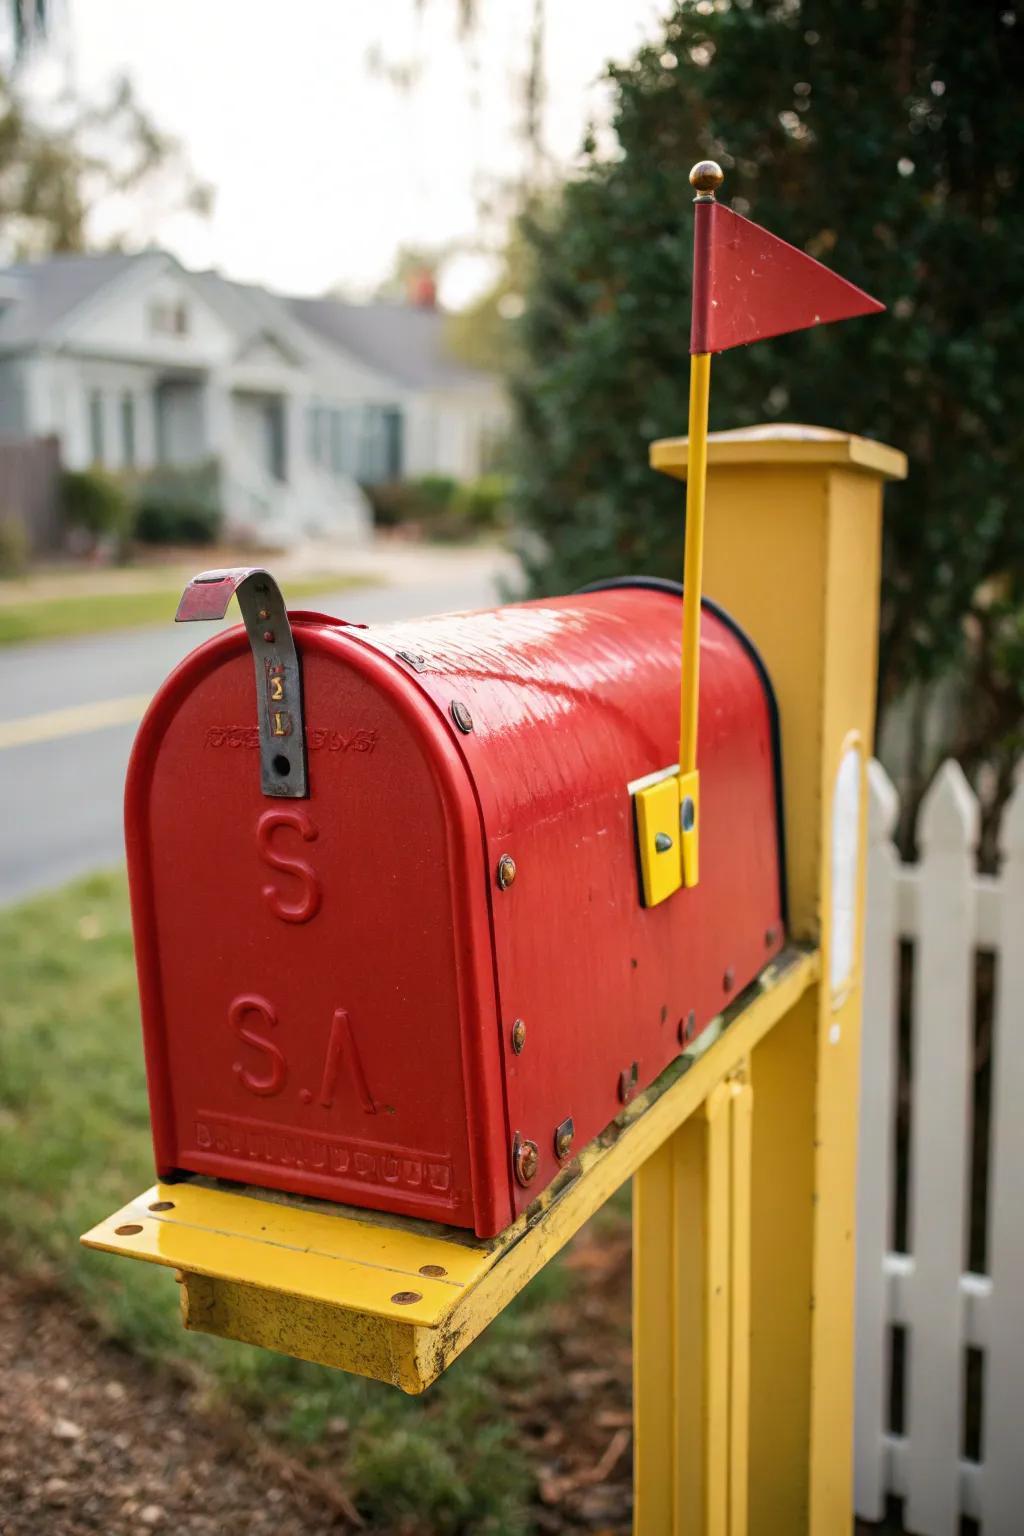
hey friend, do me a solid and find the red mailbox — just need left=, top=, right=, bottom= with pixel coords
left=126, top=572, right=784, bottom=1237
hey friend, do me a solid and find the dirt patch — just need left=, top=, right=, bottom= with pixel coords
left=512, top=1224, right=633, bottom=1533
left=0, top=1269, right=355, bottom=1536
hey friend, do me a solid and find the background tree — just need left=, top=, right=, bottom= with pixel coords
left=512, top=0, right=1023, bottom=854
left=1, top=0, right=210, bottom=259
left=0, top=69, right=211, bottom=258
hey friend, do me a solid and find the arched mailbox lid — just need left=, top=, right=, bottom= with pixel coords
left=126, top=582, right=783, bottom=1237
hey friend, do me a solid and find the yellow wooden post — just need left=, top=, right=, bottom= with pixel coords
left=633, top=1063, right=753, bottom=1536
left=641, top=424, right=906, bottom=1534
left=82, top=421, right=905, bottom=1534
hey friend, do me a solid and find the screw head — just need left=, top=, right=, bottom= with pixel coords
left=554, top=1117, right=575, bottom=1160
left=511, top=1018, right=527, bottom=1054
left=679, top=1008, right=697, bottom=1045
left=619, top=1061, right=639, bottom=1104
left=765, top=925, right=779, bottom=948
left=418, top=1264, right=447, bottom=1278
left=680, top=795, right=696, bottom=832
left=513, top=1134, right=539, bottom=1187
left=450, top=700, right=474, bottom=734
left=497, top=854, right=517, bottom=890
left=654, top=831, right=674, bottom=853
left=391, top=1290, right=422, bottom=1306
left=723, top=965, right=735, bottom=993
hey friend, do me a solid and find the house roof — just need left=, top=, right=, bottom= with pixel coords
left=287, top=296, right=491, bottom=392
left=0, top=252, right=141, bottom=349
left=0, top=250, right=495, bottom=394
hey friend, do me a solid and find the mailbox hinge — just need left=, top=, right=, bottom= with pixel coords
left=176, top=567, right=309, bottom=799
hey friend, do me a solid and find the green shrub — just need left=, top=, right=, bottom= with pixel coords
left=363, top=479, right=416, bottom=528
left=412, top=473, right=459, bottom=511
left=133, top=497, right=220, bottom=545
left=61, top=469, right=131, bottom=542
left=0, top=516, right=29, bottom=577
left=453, top=474, right=510, bottom=531
left=129, top=460, right=222, bottom=546
left=364, top=474, right=508, bottom=540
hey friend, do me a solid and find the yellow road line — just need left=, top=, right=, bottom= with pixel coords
left=0, top=693, right=151, bottom=751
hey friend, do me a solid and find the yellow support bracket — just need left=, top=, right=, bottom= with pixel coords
left=83, top=947, right=818, bottom=1395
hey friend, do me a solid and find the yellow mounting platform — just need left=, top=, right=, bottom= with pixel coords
left=83, top=947, right=817, bottom=1395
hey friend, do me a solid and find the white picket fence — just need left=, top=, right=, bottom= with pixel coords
left=856, top=759, right=1024, bottom=1534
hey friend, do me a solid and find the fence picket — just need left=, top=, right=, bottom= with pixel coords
left=855, top=760, right=900, bottom=1520
left=905, top=761, right=978, bottom=1536
left=982, top=777, right=1024, bottom=1532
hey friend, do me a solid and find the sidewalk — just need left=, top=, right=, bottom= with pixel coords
left=0, top=537, right=520, bottom=607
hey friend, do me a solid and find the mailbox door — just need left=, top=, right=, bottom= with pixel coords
left=126, top=622, right=514, bottom=1235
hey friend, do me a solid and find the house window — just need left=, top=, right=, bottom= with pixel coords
left=382, top=407, right=403, bottom=480
left=308, top=405, right=324, bottom=466
left=330, top=408, right=345, bottom=475
left=121, top=393, right=136, bottom=468
left=88, top=389, right=105, bottom=464
left=149, top=300, right=189, bottom=337
left=264, top=398, right=286, bottom=482
left=357, top=405, right=403, bottom=483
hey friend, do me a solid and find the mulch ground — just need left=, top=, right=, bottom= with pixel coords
left=0, top=1226, right=892, bottom=1535
left=0, top=1268, right=361, bottom=1536
left=0, top=1224, right=634, bottom=1536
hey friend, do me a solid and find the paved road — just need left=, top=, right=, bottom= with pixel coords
left=0, top=547, right=515, bottom=905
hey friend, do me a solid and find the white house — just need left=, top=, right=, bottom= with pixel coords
left=0, top=250, right=509, bottom=546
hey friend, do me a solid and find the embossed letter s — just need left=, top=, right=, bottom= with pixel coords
left=230, top=993, right=288, bottom=1096
left=256, top=807, right=322, bottom=923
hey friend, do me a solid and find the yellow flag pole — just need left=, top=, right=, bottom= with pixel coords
left=679, top=350, right=711, bottom=779
left=676, top=158, right=723, bottom=891
left=675, top=350, right=710, bottom=890
left=634, top=159, right=720, bottom=905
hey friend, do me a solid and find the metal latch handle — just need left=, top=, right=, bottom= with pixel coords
left=176, top=567, right=308, bottom=799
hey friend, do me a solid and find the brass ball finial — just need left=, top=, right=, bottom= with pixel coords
left=689, top=160, right=724, bottom=200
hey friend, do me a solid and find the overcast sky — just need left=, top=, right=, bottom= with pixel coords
left=22, top=0, right=669, bottom=306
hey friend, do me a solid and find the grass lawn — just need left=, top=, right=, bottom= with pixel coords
left=0, top=870, right=592, bottom=1534
left=0, top=574, right=377, bottom=647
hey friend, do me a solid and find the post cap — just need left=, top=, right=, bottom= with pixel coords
left=650, top=423, right=907, bottom=482
left=689, top=160, right=724, bottom=200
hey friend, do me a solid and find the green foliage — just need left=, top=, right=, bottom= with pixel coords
left=129, top=460, right=222, bottom=546
left=0, top=513, right=28, bottom=575
left=365, top=474, right=509, bottom=541
left=364, top=477, right=454, bottom=529
left=454, top=473, right=509, bottom=530
left=0, top=66, right=210, bottom=258
left=415, top=473, right=461, bottom=510
left=61, top=467, right=131, bottom=541
left=513, top=0, right=1024, bottom=728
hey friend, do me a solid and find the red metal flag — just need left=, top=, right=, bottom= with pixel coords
left=690, top=199, right=884, bottom=355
